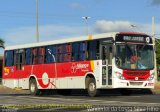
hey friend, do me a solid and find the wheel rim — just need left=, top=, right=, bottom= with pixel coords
left=89, top=82, right=95, bottom=92
left=30, top=83, right=36, bottom=92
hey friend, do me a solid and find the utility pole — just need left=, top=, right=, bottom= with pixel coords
left=36, top=0, right=39, bottom=42
left=152, top=17, right=155, bottom=36
left=152, top=16, right=157, bottom=82
left=82, top=16, right=91, bottom=35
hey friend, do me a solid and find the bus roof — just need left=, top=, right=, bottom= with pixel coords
left=5, top=32, right=118, bottom=50
left=119, top=32, right=147, bottom=35
left=5, top=32, right=149, bottom=50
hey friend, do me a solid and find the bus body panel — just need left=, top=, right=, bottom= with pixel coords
left=3, top=60, right=101, bottom=89
left=2, top=32, right=156, bottom=93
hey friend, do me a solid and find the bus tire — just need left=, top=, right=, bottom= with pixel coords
left=87, top=78, right=99, bottom=97
left=29, top=79, right=40, bottom=96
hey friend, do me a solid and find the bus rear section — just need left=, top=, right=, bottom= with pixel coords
left=2, top=32, right=155, bottom=97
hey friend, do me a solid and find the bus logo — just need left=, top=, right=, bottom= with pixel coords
left=4, top=68, right=10, bottom=75
left=135, top=77, right=139, bottom=81
left=71, top=63, right=89, bottom=73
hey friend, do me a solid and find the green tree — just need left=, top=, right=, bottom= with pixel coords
left=0, top=38, right=5, bottom=48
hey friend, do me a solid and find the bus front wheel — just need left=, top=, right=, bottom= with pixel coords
left=29, top=79, right=41, bottom=95
left=87, top=78, right=99, bottom=97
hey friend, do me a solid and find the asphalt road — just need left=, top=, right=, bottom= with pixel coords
left=0, top=90, right=160, bottom=112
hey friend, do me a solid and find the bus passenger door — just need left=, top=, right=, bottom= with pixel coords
left=15, top=49, right=25, bottom=88
left=101, top=44, right=113, bottom=86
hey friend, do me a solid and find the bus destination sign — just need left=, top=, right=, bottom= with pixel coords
left=123, top=36, right=144, bottom=42
left=116, top=34, right=152, bottom=44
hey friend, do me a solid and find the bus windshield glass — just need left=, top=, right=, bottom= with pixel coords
left=116, top=44, right=154, bottom=70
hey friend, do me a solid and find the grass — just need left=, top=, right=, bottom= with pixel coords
left=152, top=82, right=160, bottom=94
left=0, top=85, right=29, bottom=94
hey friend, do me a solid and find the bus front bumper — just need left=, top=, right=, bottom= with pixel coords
left=112, top=78, right=155, bottom=89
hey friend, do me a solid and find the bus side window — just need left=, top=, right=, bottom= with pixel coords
left=64, top=44, right=71, bottom=62
left=14, top=49, right=25, bottom=70
left=5, top=51, right=14, bottom=67
left=72, top=43, right=79, bottom=61
left=72, top=42, right=86, bottom=61
left=57, top=45, right=64, bottom=62
left=88, top=40, right=99, bottom=60
left=38, top=47, right=45, bottom=64
left=32, top=48, right=38, bottom=64
left=25, top=48, right=32, bottom=65
left=57, top=44, right=71, bottom=62
left=45, top=45, right=57, bottom=63
left=79, top=42, right=86, bottom=61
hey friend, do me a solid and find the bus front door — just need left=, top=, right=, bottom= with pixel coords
left=101, top=44, right=112, bottom=86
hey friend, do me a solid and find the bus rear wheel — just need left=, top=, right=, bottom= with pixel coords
left=87, top=78, right=99, bottom=97
left=29, top=79, right=41, bottom=95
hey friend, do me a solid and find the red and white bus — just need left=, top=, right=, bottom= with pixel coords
left=2, top=32, right=155, bottom=96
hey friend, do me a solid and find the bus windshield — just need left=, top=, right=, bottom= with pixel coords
left=116, top=44, right=154, bottom=70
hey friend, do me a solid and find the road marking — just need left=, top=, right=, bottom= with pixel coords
left=0, top=95, right=160, bottom=106
left=22, top=96, right=160, bottom=105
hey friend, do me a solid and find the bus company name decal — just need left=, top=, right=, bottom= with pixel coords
left=71, top=63, right=89, bottom=73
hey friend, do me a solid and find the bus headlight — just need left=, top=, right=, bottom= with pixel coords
left=115, top=71, right=125, bottom=80
left=148, top=73, right=154, bottom=81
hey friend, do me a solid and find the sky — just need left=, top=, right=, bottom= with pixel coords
left=0, top=0, right=160, bottom=49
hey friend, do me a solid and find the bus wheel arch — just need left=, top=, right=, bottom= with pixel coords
left=29, top=76, right=41, bottom=96
left=85, top=74, right=99, bottom=97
